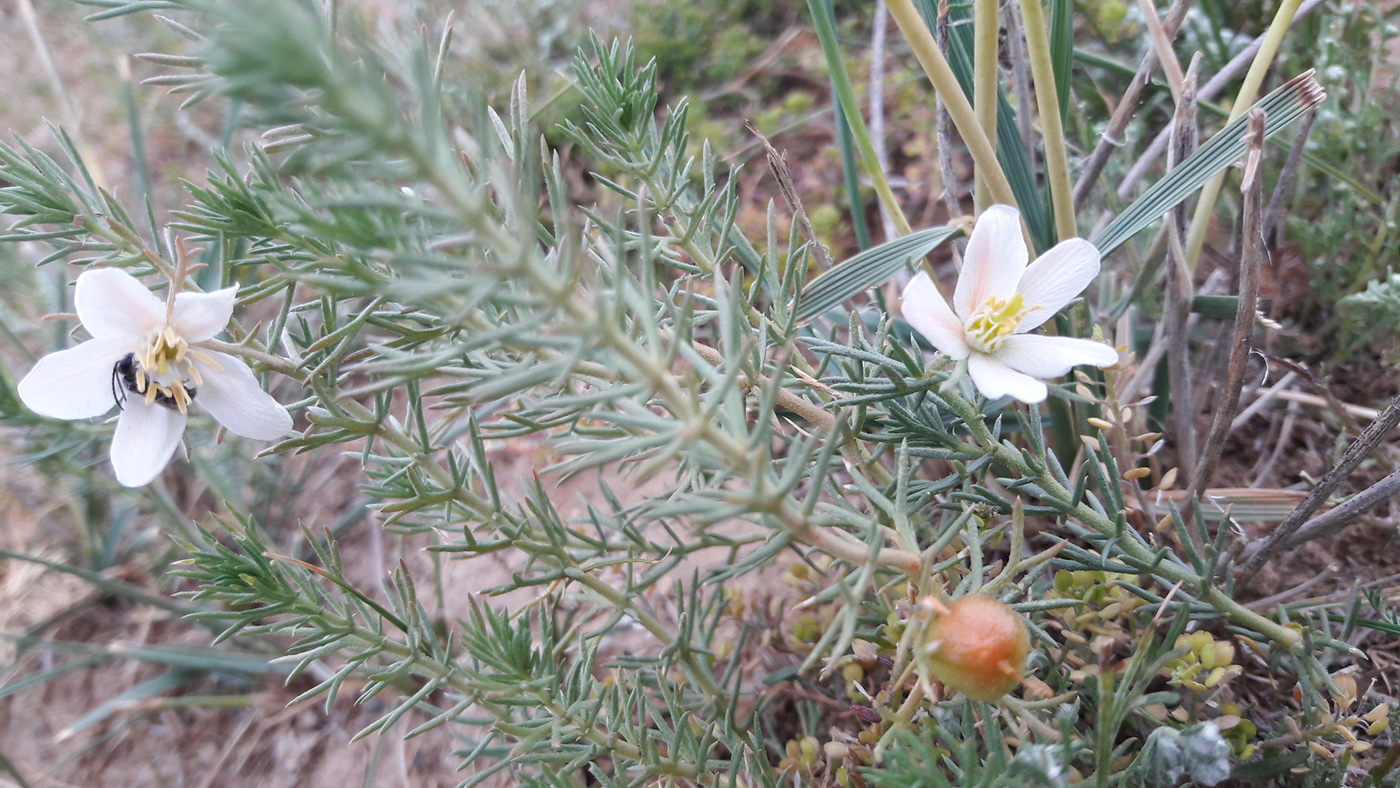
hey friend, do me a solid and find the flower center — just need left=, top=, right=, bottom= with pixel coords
left=964, top=294, right=1035, bottom=353
left=111, top=327, right=218, bottom=414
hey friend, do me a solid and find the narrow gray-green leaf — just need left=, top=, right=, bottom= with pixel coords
left=1093, top=70, right=1325, bottom=256
left=795, top=226, right=961, bottom=323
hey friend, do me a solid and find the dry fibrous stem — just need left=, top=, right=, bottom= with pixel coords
left=869, top=0, right=900, bottom=244
left=1186, top=109, right=1266, bottom=500
left=1003, top=0, right=1034, bottom=158
left=935, top=0, right=963, bottom=221
left=1238, top=395, right=1400, bottom=582
left=1164, top=62, right=1200, bottom=481
left=887, top=0, right=1019, bottom=210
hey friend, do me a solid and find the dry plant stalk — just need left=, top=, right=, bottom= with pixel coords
left=1186, top=108, right=1267, bottom=500
left=1164, top=59, right=1200, bottom=478
left=1239, top=395, right=1400, bottom=581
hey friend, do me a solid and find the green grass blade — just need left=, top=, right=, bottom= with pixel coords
left=796, top=226, right=962, bottom=322
left=819, top=0, right=872, bottom=251
left=1050, top=0, right=1073, bottom=126
left=1092, top=70, right=1325, bottom=256
left=808, top=0, right=913, bottom=235
left=829, top=47, right=873, bottom=251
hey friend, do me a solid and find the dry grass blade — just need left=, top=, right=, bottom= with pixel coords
left=1150, top=488, right=1310, bottom=522
left=746, top=121, right=833, bottom=271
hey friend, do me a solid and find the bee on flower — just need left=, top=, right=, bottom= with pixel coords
left=17, top=266, right=293, bottom=487
left=900, top=205, right=1119, bottom=403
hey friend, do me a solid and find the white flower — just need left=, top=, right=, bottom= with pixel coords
left=17, top=267, right=294, bottom=486
left=900, top=205, right=1118, bottom=404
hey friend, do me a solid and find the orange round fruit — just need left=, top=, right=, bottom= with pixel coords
left=922, top=595, right=1030, bottom=702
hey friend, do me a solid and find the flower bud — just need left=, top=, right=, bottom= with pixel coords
left=921, top=595, right=1030, bottom=702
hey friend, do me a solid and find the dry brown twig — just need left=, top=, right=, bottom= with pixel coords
left=1164, top=57, right=1200, bottom=478
left=1238, top=395, right=1400, bottom=583
left=1186, top=108, right=1267, bottom=500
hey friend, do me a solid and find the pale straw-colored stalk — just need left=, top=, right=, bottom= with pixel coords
left=973, top=0, right=999, bottom=210
left=1018, top=0, right=1077, bottom=240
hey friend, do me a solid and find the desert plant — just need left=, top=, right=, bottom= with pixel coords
left=0, top=0, right=1396, bottom=785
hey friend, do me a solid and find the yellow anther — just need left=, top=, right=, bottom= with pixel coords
left=964, top=294, right=1038, bottom=353
left=127, top=326, right=204, bottom=410
left=172, top=382, right=189, bottom=414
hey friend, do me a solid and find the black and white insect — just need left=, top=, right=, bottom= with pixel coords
left=111, top=353, right=195, bottom=411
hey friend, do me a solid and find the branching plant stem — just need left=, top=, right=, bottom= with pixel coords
left=940, top=392, right=1302, bottom=649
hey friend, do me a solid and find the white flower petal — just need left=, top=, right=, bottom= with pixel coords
left=195, top=351, right=294, bottom=440
left=995, top=334, right=1120, bottom=378
left=953, top=205, right=1028, bottom=320
left=110, top=398, right=187, bottom=487
left=968, top=352, right=1048, bottom=404
left=900, top=272, right=969, bottom=359
left=16, top=339, right=130, bottom=419
left=171, top=286, right=238, bottom=342
left=74, top=268, right=166, bottom=342
left=1014, top=238, right=1102, bottom=332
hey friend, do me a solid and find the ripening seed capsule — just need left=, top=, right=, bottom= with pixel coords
left=921, top=595, right=1031, bottom=702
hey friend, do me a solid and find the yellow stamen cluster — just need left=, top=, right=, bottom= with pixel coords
left=128, top=327, right=220, bottom=415
left=964, top=294, right=1036, bottom=353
